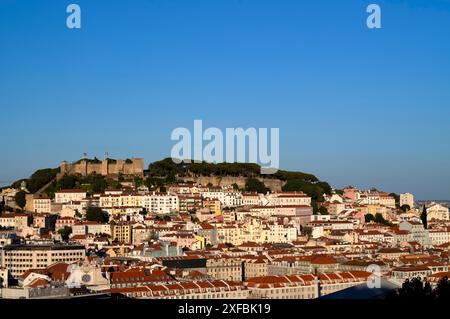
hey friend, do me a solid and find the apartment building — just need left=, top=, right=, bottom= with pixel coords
left=400, top=193, right=414, bottom=208
left=0, top=244, right=85, bottom=277
left=100, top=193, right=144, bottom=208
left=428, top=228, right=450, bottom=246
left=391, top=265, right=433, bottom=281
left=71, top=222, right=112, bottom=236
left=266, top=192, right=312, bottom=207
left=268, top=255, right=339, bottom=275
left=242, top=193, right=263, bottom=206
left=217, top=224, right=244, bottom=246
left=32, top=194, right=52, bottom=213
left=0, top=213, right=31, bottom=231
left=55, top=217, right=77, bottom=231
left=202, top=189, right=243, bottom=208
left=245, top=271, right=372, bottom=299
left=55, top=190, right=87, bottom=204
left=206, top=256, right=242, bottom=282
left=111, top=223, right=133, bottom=244
left=243, top=256, right=270, bottom=280
left=178, top=194, right=203, bottom=212
left=427, top=203, right=449, bottom=221
left=112, top=280, right=249, bottom=299
left=143, top=193, right=179, bottom=214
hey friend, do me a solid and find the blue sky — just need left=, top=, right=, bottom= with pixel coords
left=1, top=0, right=450, bottom=199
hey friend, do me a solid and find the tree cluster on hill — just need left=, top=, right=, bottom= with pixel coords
left=147, top=158, right=332, bottom=206
left=11, top=168, right=59, bottom=193
left=85, top=206, right=109, bottom=223
left=245, top=178, right=269, bottom=194
left=14, top=190, right=27, bottom=209
left=365, top=213, right=394, bottom=226
left=148, top=158, right=263, bottom=178
left=148, top=158, right=321, bottom=182
left=10, top=158, right=333, bottom=214
left=282, top=179, right=332, bottom=202
left=44, top=173, right=116, bottom=198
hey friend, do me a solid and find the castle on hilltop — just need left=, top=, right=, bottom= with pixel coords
left=59, top=157, right=144, bottom=177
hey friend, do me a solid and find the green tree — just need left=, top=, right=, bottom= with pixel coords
left=12, top=168, right=59, bottom=193
left=245, top=178, right=269, bottom=194
left=0, top=197, right=5, bottom=215
left=191, top=216, right=200, bottom=223
left=85, top=206, right=108, bottom=223
left=282, top=179, right=328, bottom=202
left=58, top=174, right=77, bottom=189
left=400, top=204, right=411, bottom=212
left=365, top=214, right=375, bottom=223
left=389, top=192, right=400, bottom=207
left=134, top=177, right=143, bottom=187
left=374, top=213, right=394, bottom=226
left=15, top=191, right=27, bottom=209
left=58, top=226, right=72, bottom=241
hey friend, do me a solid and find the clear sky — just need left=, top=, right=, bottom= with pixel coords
left=1, top=0, right=450, bottom=199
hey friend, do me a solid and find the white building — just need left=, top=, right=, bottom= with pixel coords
left=400, top=193, right=414, bottom=209
left=55, top=190, right=87, bottom=204
left=202, top=190, right=243, bottom=208
left=0, top=244, right=85, bottom=278
left=32, top=194, right=51, bottom=213
left=428, top=228, right=450, bottom=246
left=142, top=193, right=179, bottom=214
left=427, top=203, right=449, bottom=221
left=72, top=222, right=112, bottom=236
left=266, top=192, right=312, bottom=207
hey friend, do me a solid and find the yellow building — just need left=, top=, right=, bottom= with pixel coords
left=203, top=199, right=222, bottom=216
left=111, top=223, right=132, bottom=244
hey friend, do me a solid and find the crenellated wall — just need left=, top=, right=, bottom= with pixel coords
left=59, top=158, right=144, bottom=177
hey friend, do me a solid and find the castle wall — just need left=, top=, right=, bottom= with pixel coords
left=59, top=158, right=144, bottom=177
left=182, top=175, right=286, bottom=192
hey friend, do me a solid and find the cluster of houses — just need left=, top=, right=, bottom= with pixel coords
left=1, top=181, right=450, bottom=299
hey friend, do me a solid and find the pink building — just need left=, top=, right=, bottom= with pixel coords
left=343, top=187, right=358, bottom=201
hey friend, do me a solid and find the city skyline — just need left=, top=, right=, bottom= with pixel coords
left=1, top=0, right=450, bottom=199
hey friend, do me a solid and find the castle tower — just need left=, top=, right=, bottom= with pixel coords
left=101, top=159, right=109, bottom=176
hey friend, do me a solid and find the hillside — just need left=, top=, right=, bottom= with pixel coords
left=147, top=158, right=332, bottom=203
left=10, top=158, right=332, bottom=212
